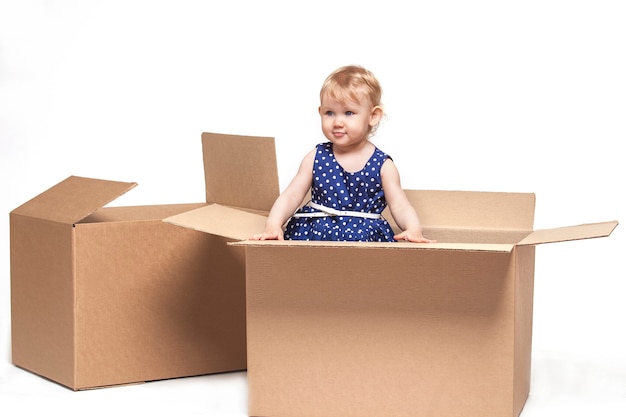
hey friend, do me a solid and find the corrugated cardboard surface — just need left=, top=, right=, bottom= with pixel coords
left=518, top=221, right=618, bottom=246
left=11, top=201, right=249, bottom=389
left=245, top=244, right=534, bottom=417
left=513, top=245, right=535, bottom=415
left=73, top=217, right=247, bottom=388
left=233, top=198, right=616, bottom=417
left=11, top=175, right=136, bottom=224
left=203, top=132, right=279, bottom=211
left=165, top=204, right=268, bottom=241
left=11, top=214, right=76, bottom=387
left=10, top=132, right=280, bottom=389
left=399, top=189, right=536, bottom=230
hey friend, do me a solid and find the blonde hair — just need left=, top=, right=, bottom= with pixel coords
left=320, top=65, right=382, bottom=107
left=320, top=65, right=383, bottom=135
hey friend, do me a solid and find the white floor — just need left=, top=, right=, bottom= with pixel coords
left=2, top=349, right=625, bottom=417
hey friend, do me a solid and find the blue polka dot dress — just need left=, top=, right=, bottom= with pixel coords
left=284, top=142, right=396, bottom=242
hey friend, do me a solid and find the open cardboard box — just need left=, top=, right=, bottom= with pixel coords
left=165, top=153, right=618, bottom=417
left=10, top=132, right=277, bottom=390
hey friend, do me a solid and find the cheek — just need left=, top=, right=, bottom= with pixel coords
left=356, top=118, right=371, bottom=131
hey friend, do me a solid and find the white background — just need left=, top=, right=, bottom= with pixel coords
left=1, top=1, right=624, bottom=415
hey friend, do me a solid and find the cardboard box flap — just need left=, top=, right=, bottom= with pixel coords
left=10, top=176, right=137, bottom=224
left=202, top=132, right=279, bottom=212
left=518, top=220, right=618, bottom=246
left=403, top=190, right=536, bottom=230
left=163, top=204, right=267, bottom=241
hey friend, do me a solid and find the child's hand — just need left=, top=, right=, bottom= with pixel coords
left=249, top=229, right=284, bottom=241
left=394, top=230, right=436, bottom=243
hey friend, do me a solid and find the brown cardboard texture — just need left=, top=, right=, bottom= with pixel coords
left=214, top=191, right=615, bottom=417
left=10, top=132, right=279, bottom=390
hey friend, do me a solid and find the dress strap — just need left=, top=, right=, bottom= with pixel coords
left=292, top=201, right=382, bottom=220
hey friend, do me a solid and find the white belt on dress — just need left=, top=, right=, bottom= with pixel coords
left=291, top=201, right=382, bottom=220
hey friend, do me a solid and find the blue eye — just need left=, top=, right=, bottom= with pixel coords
left=345, top=111, right=354, bottom=116
left=325, top=111, right=334, bottom=116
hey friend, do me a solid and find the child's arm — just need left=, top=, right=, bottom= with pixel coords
left=381, top=159, right=435, bottom=243
left=250, top=149, right=316, bottom=240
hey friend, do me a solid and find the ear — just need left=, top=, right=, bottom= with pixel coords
left=369, top=106, right=383, bottom=126
left=318, top=105, right=323, bottom=116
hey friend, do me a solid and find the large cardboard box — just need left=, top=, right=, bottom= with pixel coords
left=10, top=132, right=277, bottom=390
left=167, top=188, right=618, bottom=417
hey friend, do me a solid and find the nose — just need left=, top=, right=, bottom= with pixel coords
left=332, top=114, right=344, bottom=127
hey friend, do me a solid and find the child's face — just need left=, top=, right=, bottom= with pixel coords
left=318, top=92, right=381, bottom=149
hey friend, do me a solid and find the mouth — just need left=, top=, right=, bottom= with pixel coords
left=332, top=131, right=346, bottom=138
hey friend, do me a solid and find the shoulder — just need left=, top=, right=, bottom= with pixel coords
left=317, top=142, right=332, bottom=152
left=297, top=147, right=317, bottom=171
left=303, top=147, right=317, bottom=161
left=380, top=157, right=400, bottom=179
left=301, top=143, right=326, bottom=160
left=374, top=145, right=392, bottom=161
left=311, top=142, right=334, bottom=161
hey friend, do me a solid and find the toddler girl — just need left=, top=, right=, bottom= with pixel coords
left=251, top=65, right=433, bottom=243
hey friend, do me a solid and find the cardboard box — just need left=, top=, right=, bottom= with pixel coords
left=166, top=189, right=618, bottom=417
left=10, top=132, right=278, bottom=390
